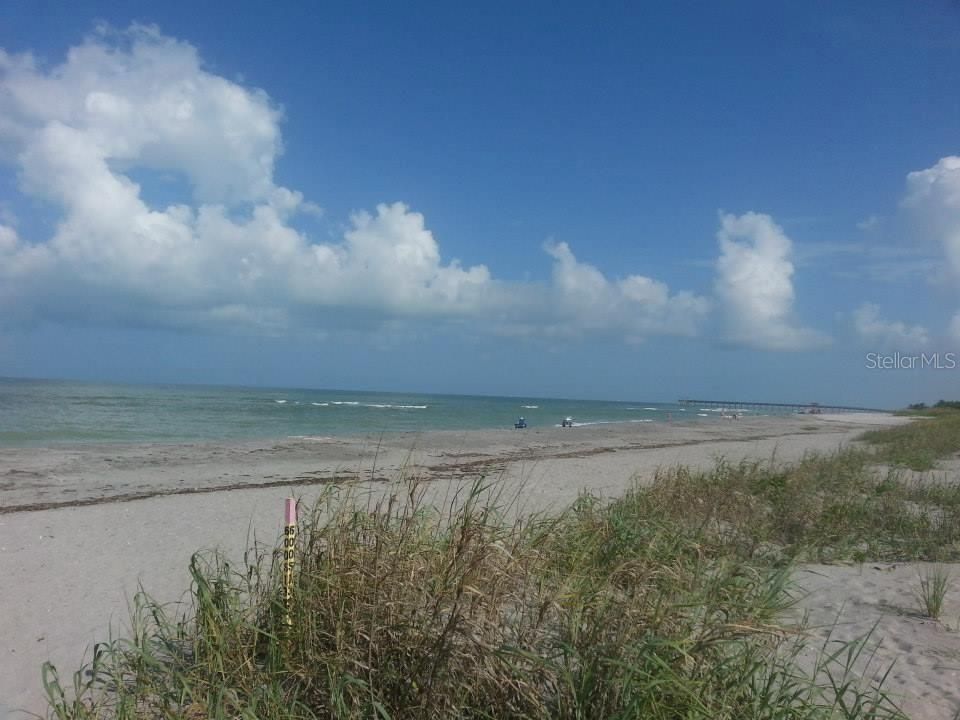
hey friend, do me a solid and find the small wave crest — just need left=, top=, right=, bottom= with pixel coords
left=555, top=418, right=654, bottom=428
left=366, top=403, right=428, bottom=410
left=325, top=400, right=428, bottom=410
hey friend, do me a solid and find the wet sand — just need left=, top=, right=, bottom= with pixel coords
left=3, top=413, right=957, bottom=719
left=0, top=414, right=885, bottom=512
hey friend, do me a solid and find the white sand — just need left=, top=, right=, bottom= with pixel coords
left=790, top=563, right=960, bottom=720
left=3, top=413, right=956, bottom=718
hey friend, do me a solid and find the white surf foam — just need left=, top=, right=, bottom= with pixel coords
left=364, top=403, right=428, bottom=410
left=556, top=419, right=654, bottom=428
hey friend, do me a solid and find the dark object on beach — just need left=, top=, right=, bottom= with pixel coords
left=514, top=417, right=527, bottom=429
left=562, top=417, right=573, bottom=428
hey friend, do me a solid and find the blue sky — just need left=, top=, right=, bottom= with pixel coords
left=0, top=1, right=958, bottom=406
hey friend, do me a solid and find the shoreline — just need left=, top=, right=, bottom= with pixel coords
left=0, top=414, right=875, bottom=513
left=3, top=412, right=945, bottom=719
left=0, top=411, right=780, bottom=451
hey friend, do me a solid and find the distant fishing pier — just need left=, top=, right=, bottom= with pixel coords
left=679, top=399, right=889, bottom=413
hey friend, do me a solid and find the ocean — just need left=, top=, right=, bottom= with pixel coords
left=0, top=377, right=772, bottom=447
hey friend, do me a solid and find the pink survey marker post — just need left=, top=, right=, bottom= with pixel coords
left=283, top=498, right=297, bottom=624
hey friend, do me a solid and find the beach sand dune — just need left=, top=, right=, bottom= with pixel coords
left=3, top=413, right=955, bottom=719
left=792, top=563, right=960, bottom=720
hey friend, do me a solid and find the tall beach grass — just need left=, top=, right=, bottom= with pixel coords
left=864, top=406, right=960, bottom=471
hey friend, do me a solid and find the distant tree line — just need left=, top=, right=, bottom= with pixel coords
left=907, top=400, right=960, bottom=410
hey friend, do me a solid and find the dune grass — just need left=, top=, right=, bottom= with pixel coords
left=643, top=452, right=960, bottom=564
left=42, top=411, right=960, bottom=719
left=862, top=407, right=960, bottom=471
left=915, top=565, right=952, bottom=620
left=44, top=470, right=925, bottom=719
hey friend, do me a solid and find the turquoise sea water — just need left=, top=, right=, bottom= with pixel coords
left=0, top=377, right=778, bottom=447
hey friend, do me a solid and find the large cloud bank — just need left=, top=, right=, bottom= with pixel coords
left=0, top=25, right=715, bottom=341
left=0, top=27, right=493, bottom=331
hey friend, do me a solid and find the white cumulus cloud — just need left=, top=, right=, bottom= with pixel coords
left=0, top=25, right=708, bottom=345
left=903, top=156, right=960, bottom=350
left=0, top=26, right=492, bottom=331
left=903, top=155, right=960, bottom=281
left=852, top=303, right=929, bottom=349
left=950, top=313, right=960, bottom=344
left=542, top=241, right=710, bottom=340
left=714, top=212, right=829, bottom=351
left=1, top=25, right=281, bottom=205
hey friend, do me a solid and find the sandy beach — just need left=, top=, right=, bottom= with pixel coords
left=2, top=413, right=958, bottom=719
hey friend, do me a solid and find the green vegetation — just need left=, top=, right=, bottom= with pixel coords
left=45, top=476, right=912, bottom=720
left=905, top=400, right=960, bottom=412
left=865, top=405, right=960, bottom=471
left=42, top=411, right=960, bottom=719
left=915, top=566, right=951, bottom=620
left=642, top=454, right=960, bottom=564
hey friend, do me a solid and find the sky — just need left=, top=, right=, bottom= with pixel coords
left=0, top=1, right=958, bottom=407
